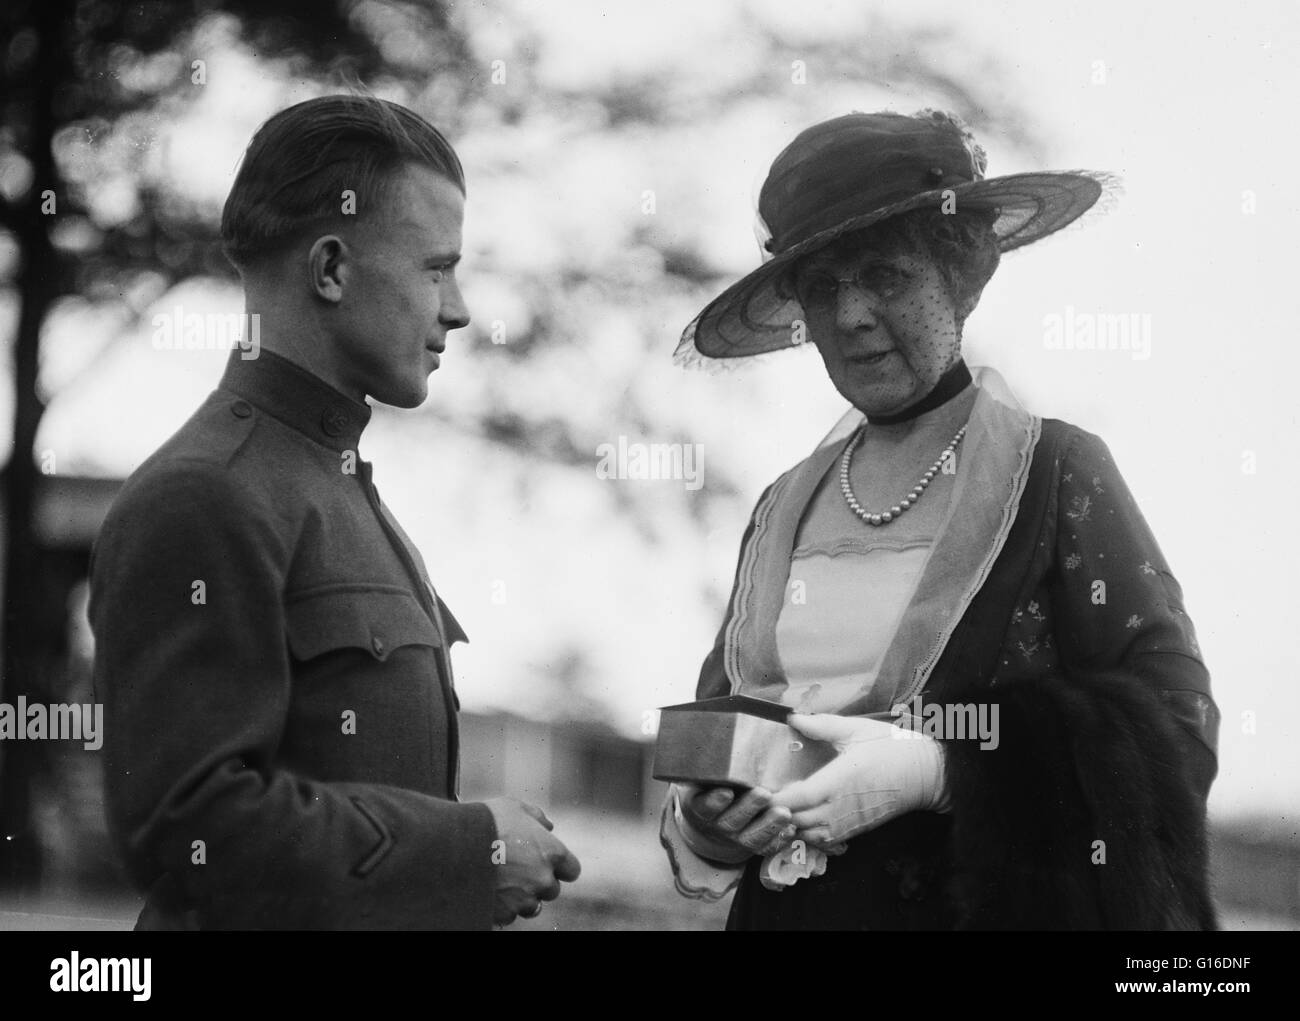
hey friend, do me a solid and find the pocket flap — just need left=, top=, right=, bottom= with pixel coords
left=285, top=585, right=441, bottom=662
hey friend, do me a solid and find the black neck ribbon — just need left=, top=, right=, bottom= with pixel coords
left=866, top=359, right=973, bottom=425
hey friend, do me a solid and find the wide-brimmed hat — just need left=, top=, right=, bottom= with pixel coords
left=675, top=109, right=1118, bottom=365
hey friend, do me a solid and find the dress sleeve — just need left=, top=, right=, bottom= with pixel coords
left=1050, top=430, right=1218, bottom=789
left=89, top=463, right=497, bottom=929
left=938, top=428, right=1220, bottom=929
left=658, top=784, right=748, bottom=900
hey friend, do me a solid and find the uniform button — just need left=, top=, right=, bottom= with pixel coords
left=231, top=400, right=252, bottom=419
left=371, top=636, right=386, bottom=657
left=321, top=408, right=350, bottom=437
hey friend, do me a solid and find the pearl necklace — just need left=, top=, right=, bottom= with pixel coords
left=839, top=424, right=967, bottom=526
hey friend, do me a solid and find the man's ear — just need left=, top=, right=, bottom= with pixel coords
left=307, top=234, right=348, bottom=304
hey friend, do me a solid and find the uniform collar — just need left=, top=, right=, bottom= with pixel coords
left=219, top=348, right=372, bottom=453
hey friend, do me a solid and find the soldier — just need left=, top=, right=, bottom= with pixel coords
left=89, top=95, right=580, bottom=929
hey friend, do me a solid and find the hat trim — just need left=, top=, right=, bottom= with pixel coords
left=675, top=169, right=1122, bottom=368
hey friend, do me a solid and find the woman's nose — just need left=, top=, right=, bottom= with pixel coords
left=834, top=284, right=881, bottom=331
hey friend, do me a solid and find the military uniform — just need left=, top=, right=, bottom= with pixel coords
left=89, top=348, right=496, bottom=929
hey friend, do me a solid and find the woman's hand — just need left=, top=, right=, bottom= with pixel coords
left=770, top=713, right=949, bottom=847
left=677, top=784, right=797, bottom=863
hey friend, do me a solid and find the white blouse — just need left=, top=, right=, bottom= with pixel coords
left=775, top=468, right=946, bottom=714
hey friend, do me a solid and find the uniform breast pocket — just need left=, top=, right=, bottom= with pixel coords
left=282, top=584, right=449, bottom=790
left=284, top=583, right=443, bottom=665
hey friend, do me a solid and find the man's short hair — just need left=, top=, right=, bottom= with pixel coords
left=221, top=94, right=464, bottom=271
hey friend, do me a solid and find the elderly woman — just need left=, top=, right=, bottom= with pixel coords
left=659, top=110, right=1219, bottom=930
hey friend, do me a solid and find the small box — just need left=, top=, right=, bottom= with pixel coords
left=652, top=694, right=837, bottom=790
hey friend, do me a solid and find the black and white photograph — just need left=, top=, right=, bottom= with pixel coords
left=0, top=0, right=1292, bottom=991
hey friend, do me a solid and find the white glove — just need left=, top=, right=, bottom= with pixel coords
left=770, top=713, right=950, bottom=846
